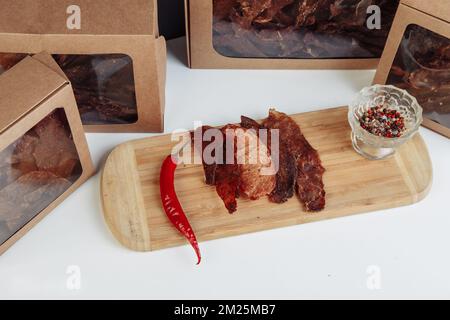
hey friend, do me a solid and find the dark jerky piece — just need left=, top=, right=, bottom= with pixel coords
left=254, top=0, right=294, bottom=24
left=32, top=113, right=79, bottom=178
left=213, top=0, right=400, bottom=59
left=214, top=0, right=238, bottom=20
left=240, top=115, right=261, bottom=129
left=295, top=0, right=331, bottom=27
left=267, top=151, right=297, bottom=203
left=197, top=117, right=276, bottom=212
left=263, top=110, right=325, bottom=211
left=192, top=126, right=218, bottom=185
left=296, top=147, right=326, bottom=211
left=214, top=125, right=241, bottom=213
left=262, top=110, right=300, bottom=203
left=53, top=55, right=95, bottom=85
left=230, top=0, right=272, bottom=29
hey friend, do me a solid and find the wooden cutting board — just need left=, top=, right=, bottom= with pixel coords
left=100, top=107, right=432, bottom=252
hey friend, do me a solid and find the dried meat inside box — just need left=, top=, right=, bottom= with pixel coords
left=0, top=53, right=95, bottom=255
left=0, top=0, right=166, bottom=133
left=374, top=0, right=450, bottom=138
left=186, top=0, right=400, bottom=69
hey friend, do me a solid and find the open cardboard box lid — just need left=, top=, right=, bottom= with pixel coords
left=0, top=52, right=69, bottom=134
left=0, top=0, right=158, bottom=36
left=402, top=0, right=450, bottom=22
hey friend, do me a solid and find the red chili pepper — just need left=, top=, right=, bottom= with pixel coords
left=160, top=155, right=201, bottom=264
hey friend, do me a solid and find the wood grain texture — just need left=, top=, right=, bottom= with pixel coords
left=101, top=107, right=433, bottom=252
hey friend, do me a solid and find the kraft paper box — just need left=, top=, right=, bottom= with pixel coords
left=185, top=0, right=400, bottom=70
left=0, top=53, right=95, bottom=255
left=373, top=0, right=450, bottom=138
left=0, top=0, right=167, bottom=133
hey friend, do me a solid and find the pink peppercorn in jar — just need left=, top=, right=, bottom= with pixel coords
left=348, top=85, right=423, bottom=160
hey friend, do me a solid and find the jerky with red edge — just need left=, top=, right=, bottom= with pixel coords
left=214, top=125, right=241, bottom=213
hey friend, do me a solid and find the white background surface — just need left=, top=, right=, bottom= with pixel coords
left=1, top=37, right=449, bottom=299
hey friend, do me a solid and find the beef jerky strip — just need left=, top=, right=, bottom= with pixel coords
left=73, top=86, right=137, bottom=124
left=214, top=0, right=238, bottom=20
left=295, top=0, right=333, bottom=27
left=231, top=0, right=272, bottom=29
left=196, top=120, right=275, bottom=209
left=11, top=134, right=39, bottom=175
left=263, top=110, right=325, bottom=211
left=214, top=124, right=241, bottom=213
left=192, top=126, right=218, bottom=185
left=239, top=116, right=276, bottom=200
left=254, top=0, right=294, bottom=24
left=262, top=111, right=298, bottom=203
left=192, top=124, right=240, bottom=209
left=33, top=113, right=80, bottom=178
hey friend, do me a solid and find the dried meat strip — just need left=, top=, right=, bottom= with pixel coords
left=214, top=0, right=238, bottom=20
left=267, top=151, right=297, bottom=203
left=238, top=117, right=276, bottom=200
left=193, top=126, right=218, bottom=186
left=196, top=119, right=276, bottom=212
left=198, top=111, right=324, bottom=213
left=263, top=110, right=325, bottom=211
left=214, top=124, right=241, bottom=213
left=262, top=110, right=299, bottom=203
left=296, top=147, right=326, bottom=212
left=254, top=0, right=294, bottom=24
left=231, top=0, right=273, bottom=29
left=33, top=113, right=79, bottom=178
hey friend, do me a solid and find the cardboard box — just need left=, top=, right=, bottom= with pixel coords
left=185, top=0, right=400, bottom=69
left=373, top=0, right=450, bottom=138
left=0, top=0, right=167, bottom=133
left=0, top=53, right=95, bottom=255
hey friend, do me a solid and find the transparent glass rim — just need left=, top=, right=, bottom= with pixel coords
left=348, top=84, right=423, bottom=146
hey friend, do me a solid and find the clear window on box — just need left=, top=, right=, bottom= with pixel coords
left=386, top=24, right=450, bottom=130
left=0, top=109, right=82, bottom=245
left=212, top=0, right=399, bottom=59
left=0, top=53, right=138, bottom=125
